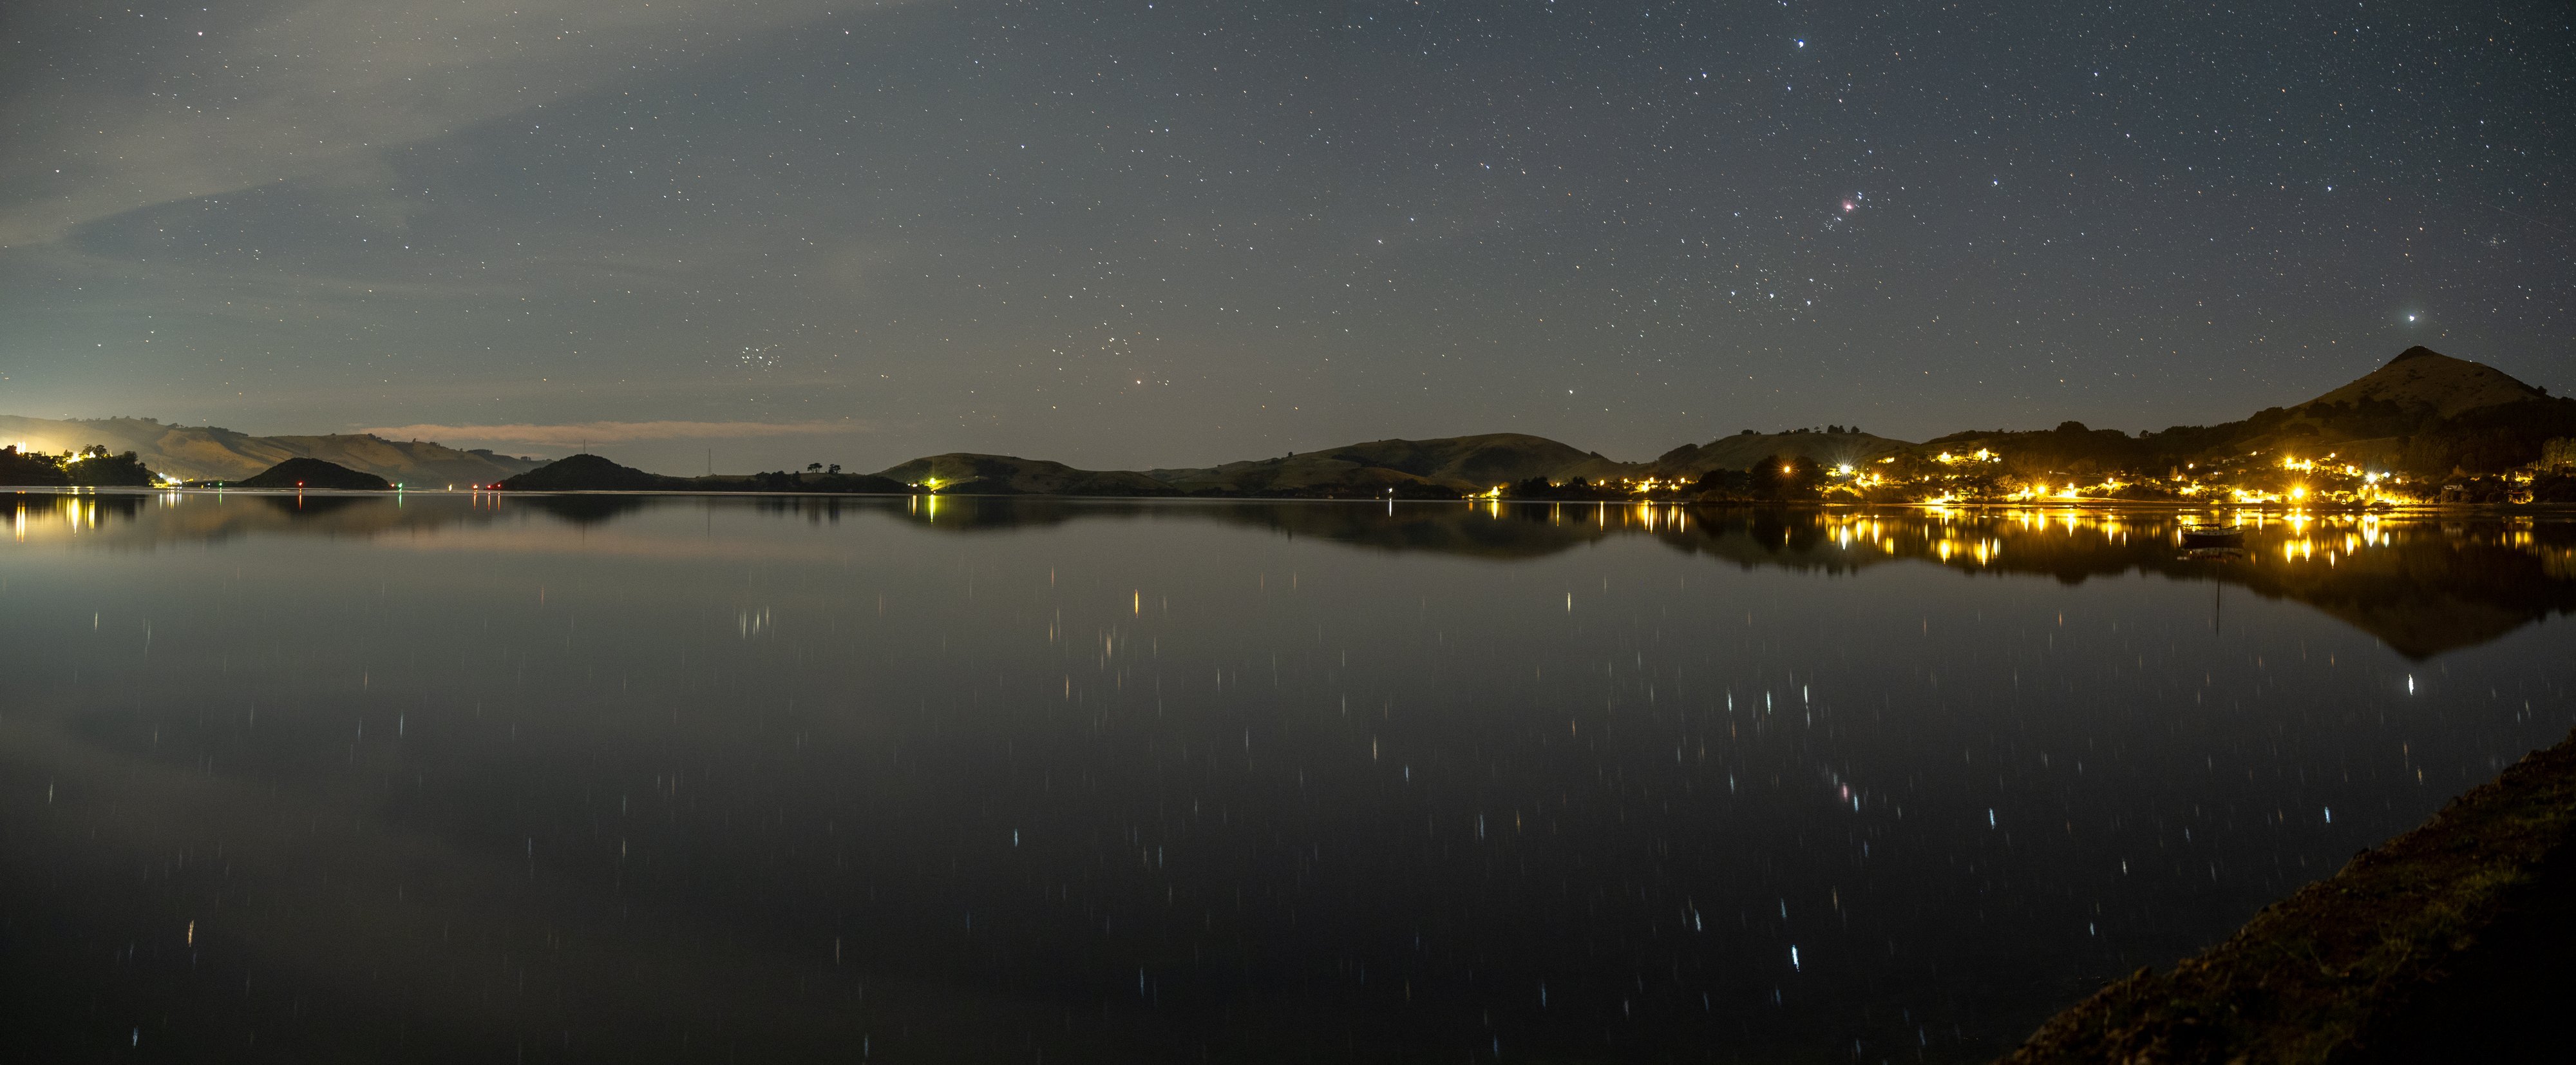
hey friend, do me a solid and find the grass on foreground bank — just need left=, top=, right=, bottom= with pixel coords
left=2000, top=727, right=2576, bottom=1064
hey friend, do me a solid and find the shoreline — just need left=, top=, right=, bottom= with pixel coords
left=6, top=485, right=2575, bottom=515
left=1998, top=727, right=2576, bottom=1064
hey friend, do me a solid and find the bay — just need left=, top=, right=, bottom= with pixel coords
left=4, top=491, right=2570, bottom=1062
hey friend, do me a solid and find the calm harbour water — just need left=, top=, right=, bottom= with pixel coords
left=4, top=491, right=2572, bottom=1063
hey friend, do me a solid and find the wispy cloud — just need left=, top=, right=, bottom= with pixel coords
left=366, top=421, right=862, bottom=446
left=0, top=0, right=913, bottom=248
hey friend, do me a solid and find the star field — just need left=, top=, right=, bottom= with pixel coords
left=0, top=0, right=2567, bottom=470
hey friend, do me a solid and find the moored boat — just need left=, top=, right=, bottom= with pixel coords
left=2181, top=524, right=2244, bottom=548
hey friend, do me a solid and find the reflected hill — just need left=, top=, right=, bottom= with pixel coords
left=6, top=488, right=511, bottom=547
left=1651, top=508, right=2576, bottom=658
left=1192, top=498, right=1626, bottom=559
left=525, top=494, right=654, bottom=526
left=11, top=489, right=2570, bottom=657
left=860, top=494, right=1624, bottom=558
left=862, top=497, right=2576, bottom=655
left=876, top=497, right=2576, bottom=658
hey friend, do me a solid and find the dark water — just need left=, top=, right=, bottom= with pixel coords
left=4, top=491, right=2572, bottom=1063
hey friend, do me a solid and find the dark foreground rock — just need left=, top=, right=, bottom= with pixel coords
left=2000, top=728, right=2576, bottom=1064
left=236, top=457, right=391, bottom=490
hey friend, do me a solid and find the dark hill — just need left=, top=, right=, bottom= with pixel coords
left=2267, top=347, right=2571, bottom=474
left=238, top=457, right=393, bottom=490
left=844, top=346, right=2565, bottom=499
left=2304, top=345, right=2546, bottom=417
left=500, top=454, right=685, bottom=491
left=1150, top=433, right=1634, bottom=496
left=1647, top=430, right=1912, bottom=477
left=875, top=454, right=1176, bottom=495
left=1300, top=434, right=1627, bottom=486
left=1919, top=348, right=2571, bottom=478
left=1919, top=421, right=2152, bottom=479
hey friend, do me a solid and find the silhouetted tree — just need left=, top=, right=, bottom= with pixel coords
left=1748, top=454, right=1824, bottom=499
left=0, top=445, right=69, bottom=486
left=1692, top=467, right=1753, bottom=496
left=64, top=446, right=157, bottom=487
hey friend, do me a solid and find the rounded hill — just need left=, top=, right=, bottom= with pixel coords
left=237, top=457, right=392, bottom=490
left=2304, top=346, right=2547, bottom=418
left=500, top=454, right=682, bottom=491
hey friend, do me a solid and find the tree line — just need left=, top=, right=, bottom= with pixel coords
left=0, top=445, right=158, bottom=487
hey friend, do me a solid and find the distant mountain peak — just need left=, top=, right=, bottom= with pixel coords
left=2304, top=346, right=2544, bottom=419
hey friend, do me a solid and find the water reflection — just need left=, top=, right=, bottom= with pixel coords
left=3, top=490, right=2571, bottom=1062
left=528, top=494, right=656, bottom=526
left=21, top=491, right=2568, bottom=657
left=771, top=498, right=2576, bottom=657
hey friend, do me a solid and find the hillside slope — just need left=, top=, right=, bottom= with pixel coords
left=1647, top=430, right=1914, bottom=477
left=872, top=431, right=1931, bottom=499
left=1924, top=347, right=2570, bottom=478
left=0, top=416, right=543, bottom=485
left=501, top=454, right=687, bottom=492
left=237, top=458, right=392, bottom=490
left=1153, top=433, right=1640, bottom=495
left=876, top=454, right=1177, bottom=495
left=2303, top=345, right=2547, bottom=417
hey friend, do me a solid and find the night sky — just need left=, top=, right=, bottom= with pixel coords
left=2, top=1, right=2568, bottom=473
